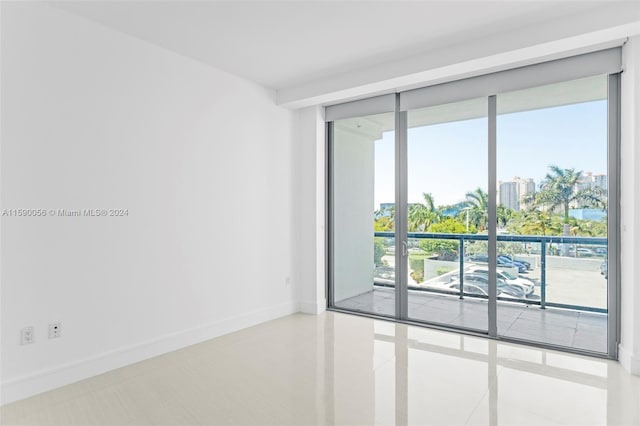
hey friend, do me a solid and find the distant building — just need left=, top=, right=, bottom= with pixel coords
left=571, top=172, right=608, bottom=208
left=378, top=203, right=395, bottom=217
left=592, top=174, right=608, bottom=191
left=497, top=177, right=535, bottom=211
left=439, top=202, right=469, bottom=217
left=498, top=181, right=519, bottom=210
left=516, top=177, right=536, bottom=210
left=378, top=202, right=419, bottom=217
left=379, top=203, right=394, bottom=212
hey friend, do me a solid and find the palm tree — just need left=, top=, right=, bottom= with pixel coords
left=497, top=205, right=515, bottom=228
left=408, top=192, right=440, bottom=231
left=374, top=205, right=395, bottom=231
left=464, top=188, right=488, bottom=231
left=520, top=209, right=563, bottom=236
left=374, top=216, right=394, bottom=231
left=534, top=165, right=606, bottom=236
left=566, top=217, right=594, bottom=237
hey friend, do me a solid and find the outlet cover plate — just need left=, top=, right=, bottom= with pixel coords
left=49, top=322, right=62, bottom=339
left=20, top=327, right=34, bottom=345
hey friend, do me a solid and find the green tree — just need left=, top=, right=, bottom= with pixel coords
left=374, top=238, right=386, bottom=266
left=497, top=205, right=515, bottom=228
left=589, top=219, right=608, bottom=237
left=465, top=240, right=488, bottom=255
left=566, top=217, right=607, bottom=237
left=408, top=192, right=440, bottom=231
left=532, top=165, right=606, bottom=235
left=374, top=205, right=394, bottom=231
left=464, top=188, right=488, bottom=231
left=374, top=216, right=394, bottom=232
left=429, top=218, right=467, bottom=234
left=419, top=218, right=466, bottom=260
left=519, top=209, right=563, bottom=236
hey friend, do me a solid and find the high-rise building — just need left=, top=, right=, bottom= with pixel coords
left=498, top=177, right=535, bottom=211
left=593, top=174, right=608, bottom=191
left=499, top=181, right=519, bottom=210
left=516, top=177, right=536, bottom=209
left=576, top=172, right=596, bottom=193
left=571, top=172, right=608, bottom=207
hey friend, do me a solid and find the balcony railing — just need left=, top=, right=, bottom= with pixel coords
left=374, top=232, right=608, bottom=314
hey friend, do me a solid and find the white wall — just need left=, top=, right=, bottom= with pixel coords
left=619, top=35, right=640, bottom=375
left=293, top=106, right=326, bottom=314
left=332, top=121, right=379, bottom=302
left=1, top=3, right=297, bottom=404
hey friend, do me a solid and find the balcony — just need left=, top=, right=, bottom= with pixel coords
left=333, top=232, right=609, bottom=354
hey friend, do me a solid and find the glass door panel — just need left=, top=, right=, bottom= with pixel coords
left=406, top=98, right=488, bottom=332
left=332, top=112, right=396, bottom=317
left=496, top=76, right=609, bottom=353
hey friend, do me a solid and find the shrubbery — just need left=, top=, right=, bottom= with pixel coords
left=374, top=238, right=387, bottom=266
left=419, top=218, right=466, bottom=260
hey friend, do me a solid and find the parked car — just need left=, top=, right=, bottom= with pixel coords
left=447, top=282, right=494, bottom=297
left=594, top=247, right=608, bottom=256
left=463, top=266, right=535, bottom=295
left=450, top=273, right=527, bottom=300
left=466, top=253, right=527, bottom=274
left=434, top=280, right=505, bottom=298
left=467, top=253, right=489, bottom=262
left=575, top=247, right=595, bottom=257
left=498, top=254, right=531, bottom=270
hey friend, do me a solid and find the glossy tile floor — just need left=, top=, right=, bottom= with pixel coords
left=2, top=312, right=638, bottom=425
left=335, top=288, right=608, bottom=353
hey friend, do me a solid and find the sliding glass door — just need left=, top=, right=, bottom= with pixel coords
left=331, top=111, right=396, bottom=317
left=405, top=98, right=488, bottom=332
left=328, top=49, right=620, bottom=358
left=495, top=76, right=611, bottom=353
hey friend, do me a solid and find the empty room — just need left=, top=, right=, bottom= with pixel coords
left=1, top=1, right=640, bottom=425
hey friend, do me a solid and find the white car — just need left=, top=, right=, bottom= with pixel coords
left=576, top=247, right=594, bottom=256
left=422, top=280, right=495, bottom=297
left=464, top=266, right=535, bottom=295
left=436, top=279, right=529, bottom=300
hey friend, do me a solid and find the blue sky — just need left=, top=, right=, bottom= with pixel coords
left=374, top=100, right=608, bottom=208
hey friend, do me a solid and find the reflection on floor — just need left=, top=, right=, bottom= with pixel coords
left=2, top=312, right=637, bottom=426
left=334, top=287, right=607, bottom=353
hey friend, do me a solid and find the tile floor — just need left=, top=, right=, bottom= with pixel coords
left=335, top=287, right=608, bottom=353
left=1, top=312, right=637, bottom=426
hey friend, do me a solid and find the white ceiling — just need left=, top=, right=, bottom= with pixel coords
left=52, top=1, right=640, bottom=93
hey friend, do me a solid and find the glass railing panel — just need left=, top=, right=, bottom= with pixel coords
left=407, top=235, right=488, bottom=332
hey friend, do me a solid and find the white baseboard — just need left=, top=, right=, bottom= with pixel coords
left=298, top=299, right=326, bottom=314
left=618, top=343, right=640, bottom=376
left=1, top=301, right=299, bottom=406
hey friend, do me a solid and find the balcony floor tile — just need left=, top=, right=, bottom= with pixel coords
left=335, top=288, right=607, bottom=353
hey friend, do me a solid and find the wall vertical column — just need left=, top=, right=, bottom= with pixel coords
left=332, top=120, right=382, bottom=302
left=294, top=106, right=326, bottom=313
left=619, top=35, right=640, bottom=375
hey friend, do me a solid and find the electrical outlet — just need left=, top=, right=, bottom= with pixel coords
left=49, top=322, right=62, bottom=339
left=20, top=327, right=34, bottom=345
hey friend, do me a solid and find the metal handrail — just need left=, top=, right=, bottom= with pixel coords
left=374, top=231, right=607, bottom=245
